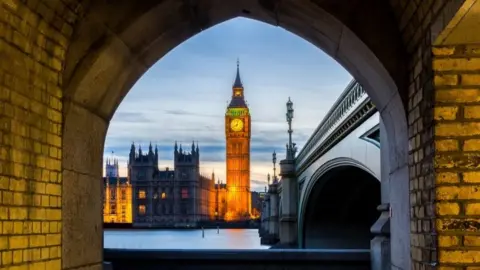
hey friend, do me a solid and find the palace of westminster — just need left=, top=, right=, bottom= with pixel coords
left=102, top=62, right=261, bottom=227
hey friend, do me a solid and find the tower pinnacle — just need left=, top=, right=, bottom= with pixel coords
left=233, top=58, right=243, bottom=88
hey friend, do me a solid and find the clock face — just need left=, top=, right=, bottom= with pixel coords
left=230, top=118, right=244, bottom=132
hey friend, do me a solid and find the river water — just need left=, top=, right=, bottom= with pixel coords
left=104, top=228, right=269, bottom=249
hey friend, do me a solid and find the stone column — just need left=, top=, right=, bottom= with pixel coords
left=279, top=158, right=298, bottom=247
left=268, top=183, right=279, bottom=244
left=370, top=118, right=391, bottom=270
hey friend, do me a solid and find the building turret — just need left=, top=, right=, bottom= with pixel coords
left=129, top=142, right=136, bottom=163
left=106, top=157, right=119, bottom=178
left=195, top=142, right=200, bottom=166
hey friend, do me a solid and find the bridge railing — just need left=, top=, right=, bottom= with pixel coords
left=295, top=80, right=376, bottom=173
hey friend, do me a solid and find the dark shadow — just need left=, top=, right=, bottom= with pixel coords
left=303, top=166, right=380, bottom=249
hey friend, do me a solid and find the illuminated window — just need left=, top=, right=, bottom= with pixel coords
left=161, top=192, right=166, bottom=199
left=234, top=90, right=241, bottom=96
left=138, top=205, right=146, bottom=215
left=181, top=188, right=189, bottom=199
left=153, top=193, right=158, bottom=199
left=138, top=190, right=146, bottom=199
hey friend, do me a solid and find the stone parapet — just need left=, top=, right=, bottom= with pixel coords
left=104, top=249, right=371, bottom=270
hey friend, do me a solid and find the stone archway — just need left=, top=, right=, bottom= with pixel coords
left=2, top=0, right=476, bottom=270
left=63, top=3, right=409, bottom=268
left=301, top=164, right=381, bottom=249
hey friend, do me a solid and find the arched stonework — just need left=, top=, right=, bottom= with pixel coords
left=62, top=3, right=410, bottom=267
left=298, top=157, right=380, bottom=247
left=300, top=163, right=381, bottom=250
left=0, top=0, right=477, bottom=270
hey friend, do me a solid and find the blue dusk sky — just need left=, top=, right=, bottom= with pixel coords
left=103, top=17, right=352, bottom=192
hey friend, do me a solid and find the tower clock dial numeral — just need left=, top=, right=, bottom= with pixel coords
left=230, top=118, right=244, bottom=132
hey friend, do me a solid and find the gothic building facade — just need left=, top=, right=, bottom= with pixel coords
left=102, top=61, right=254, bottom=225
left=102, top=159, right=133, bottom=223
left=129, top=142, right=227, bottom=227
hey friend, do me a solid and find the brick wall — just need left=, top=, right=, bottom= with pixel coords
left=433, top=45, right=480, bottom=268
left=391, top=0, right=448, bottom=269
left=0, top=0, right=73, bottom=269
left=391, top=0, right=480, bottom=269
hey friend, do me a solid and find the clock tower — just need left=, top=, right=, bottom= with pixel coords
left=225, top=60, right=251, bottom=220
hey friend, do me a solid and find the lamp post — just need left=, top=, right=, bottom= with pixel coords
left=286, top=97, right=297, bottom=160
left=272, top=151, right=277, bottom=183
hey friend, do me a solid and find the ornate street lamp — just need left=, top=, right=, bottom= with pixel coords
left=272, top=151, right=277, bottom=182
left=286, top=97, right=297, bottom=160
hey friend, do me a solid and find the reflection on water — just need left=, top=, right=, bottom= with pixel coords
left=104, top=228, right=269, bottom=250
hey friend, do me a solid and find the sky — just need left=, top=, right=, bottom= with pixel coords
left=103, top=17, right=352, bottom=192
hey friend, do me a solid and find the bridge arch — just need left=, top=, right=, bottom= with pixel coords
left=299, top=157, right=380, bottom=249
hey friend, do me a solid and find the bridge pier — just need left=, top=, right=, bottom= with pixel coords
left=267, top=183, right=280, bottom=245
left=370, top=204, right=390, bottom=270
left=279, top=158, right=298, bottom=247
left=369, top=118, right=391, bottom=270
left=259, top=192, right=273, bottom=245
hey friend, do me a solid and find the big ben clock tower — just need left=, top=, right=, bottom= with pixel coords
left=225, top=60, right=251, bottom=220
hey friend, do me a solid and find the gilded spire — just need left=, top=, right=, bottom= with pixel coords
left=233, top=58, right=243, bottom=88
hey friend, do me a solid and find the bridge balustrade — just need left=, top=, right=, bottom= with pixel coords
left=295, top=80, right=368, bottom=167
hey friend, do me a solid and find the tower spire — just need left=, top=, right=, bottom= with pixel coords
left=233, top=58, right=243, bottom=88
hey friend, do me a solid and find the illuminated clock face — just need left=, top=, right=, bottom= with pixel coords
left=230, top=118, right=244, bottom=132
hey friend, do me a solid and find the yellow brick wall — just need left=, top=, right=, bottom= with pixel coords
left=0, top=0, right=72, bottom=269
left=398, top=0, right=463, bottom=268
left=433, top=45, right=480, bottom=267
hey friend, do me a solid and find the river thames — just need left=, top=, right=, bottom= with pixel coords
left=104, top=228, right=269, bottom=249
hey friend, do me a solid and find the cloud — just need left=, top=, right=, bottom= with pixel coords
left=113, top=112, right=152, bottom=123
left=164, top=109, right=217, bottom=118
left=251, top=179, right=267, bottom=186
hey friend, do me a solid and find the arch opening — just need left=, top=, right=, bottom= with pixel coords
left=303, top=166, right=380, bottom=249
left=60, top=1, right=410, bottom=268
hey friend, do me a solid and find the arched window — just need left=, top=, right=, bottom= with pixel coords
left=161, top=192, right=166, bottom=199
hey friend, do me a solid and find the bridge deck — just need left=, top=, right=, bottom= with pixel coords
left=104, top=249, right=371, bottom=270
